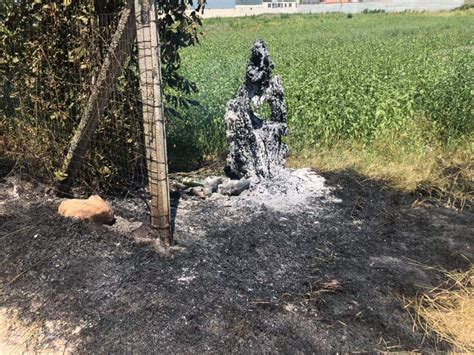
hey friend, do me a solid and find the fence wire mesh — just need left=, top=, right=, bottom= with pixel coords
left=1, top=9, right=151, bottom=196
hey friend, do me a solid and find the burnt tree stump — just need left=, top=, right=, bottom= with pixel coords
left=224, top=40, right=289, bottom=180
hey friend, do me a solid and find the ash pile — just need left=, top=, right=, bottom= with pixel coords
left=176, top=40, right=332, bottom=212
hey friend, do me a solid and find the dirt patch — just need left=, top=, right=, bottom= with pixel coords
left=0, top=170, right=472, bottom=352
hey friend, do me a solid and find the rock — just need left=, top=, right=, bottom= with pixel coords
left=203, top=187, right=213, bottom=198
left=186, top=186, right=209, bottom=199
left=180, top=176, right=229, bottom=199
left=58, top=195, right=115, bottom=225
left=204, top=176, right=226, bottom=193
left=224, top=40, right=289, bottom=180
left=172, top=181, right=187, bottom=191
left=181, top=177, right=205, bottom=187
left=218, top=178, right=251, bottom=196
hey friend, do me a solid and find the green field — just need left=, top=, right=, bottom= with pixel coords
left=172, top=10, right=473, bottom=202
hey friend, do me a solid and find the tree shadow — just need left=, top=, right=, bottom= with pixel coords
left=0, top=157, right=15, bottom=182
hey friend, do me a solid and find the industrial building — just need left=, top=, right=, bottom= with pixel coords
left=205, top=0, right=359, bottom=8
left=201, top=0, right=462, bottom=17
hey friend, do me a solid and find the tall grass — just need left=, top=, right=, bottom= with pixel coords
left=171, top=10, right=473, bottom=201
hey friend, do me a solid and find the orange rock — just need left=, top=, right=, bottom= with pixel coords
left=58, top=195, right=115, bottom=225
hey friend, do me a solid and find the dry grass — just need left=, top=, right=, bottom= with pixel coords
left=0, top=307, right=73, bottom=354
left=289, top=139, right=473, bottom=209
left=292, top=136, right=474, bottom=350
left=407, top=267, right=474, bottom=352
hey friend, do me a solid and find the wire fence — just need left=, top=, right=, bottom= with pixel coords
left=1, top=9, right=150, bottom=196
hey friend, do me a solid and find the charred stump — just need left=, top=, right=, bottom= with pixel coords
left=224, top=40, right=289, bottom=180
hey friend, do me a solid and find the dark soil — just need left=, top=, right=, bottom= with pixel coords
left=0, top=170, right=472, bottom=353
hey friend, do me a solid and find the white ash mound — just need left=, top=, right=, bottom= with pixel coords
left=219, top=168, right=337, bottom=213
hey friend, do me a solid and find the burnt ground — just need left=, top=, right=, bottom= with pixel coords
left=0, top=168, right=472, bottom=353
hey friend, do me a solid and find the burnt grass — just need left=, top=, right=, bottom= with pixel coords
left=0, top=170, right=472, bottom=352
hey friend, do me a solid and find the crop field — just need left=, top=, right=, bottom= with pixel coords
left=174, top=10, right=473, bottom=199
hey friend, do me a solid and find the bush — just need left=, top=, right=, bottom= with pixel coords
left=0, top=0, right=204, bottom=191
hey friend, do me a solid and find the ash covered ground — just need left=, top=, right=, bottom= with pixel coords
left=1, top=166, right=472, bottom=353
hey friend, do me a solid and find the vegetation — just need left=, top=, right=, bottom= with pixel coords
left=174, top=10, right=473, bottom=205
left=0, top=0, right=203, bottom=189
left=175, top=16, right=473, bottom=349
left=407, top=267, right=474, bottom=352
left=361, top=8, right=385, bottom=13
left=1, top=7, right=472, bottom=202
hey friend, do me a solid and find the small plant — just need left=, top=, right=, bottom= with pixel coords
left=455, top=3, right=474, bottom=11
left=362, top=8, right=385, bottom=14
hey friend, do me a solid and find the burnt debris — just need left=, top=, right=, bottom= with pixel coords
left=224, top=40, right=289, bottom=180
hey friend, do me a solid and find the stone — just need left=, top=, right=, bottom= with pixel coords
left=204, top=176, right=226, bottom=193
left=181, top=177, right=205, bottom=187
left=203, top=187, right=213, bottom=198
left=172, top=181, right=187, bottom=191
left=224, top=40, right=289, bottom=180
left=58, top=195, right=115, bottom=225
left=218, top=178, right=250, bottom=196
left=186, top=186, right=209, bottom=199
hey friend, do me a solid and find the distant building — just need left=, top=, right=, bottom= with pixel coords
left=322, top=0, right=353, bottom=3
left=261, top=0, right=298, bottom=10
left=300, top=0, right=356, bottom=4
left=199, top=0, right=463, bottom=16
left=205, top=0, right=297, bottom=9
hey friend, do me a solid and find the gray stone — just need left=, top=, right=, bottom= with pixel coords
left=218, top=178, right=251, bottom=196
left=204, top=176, right=226, bottom=193
left=181, top=177, right=205, bottom=188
